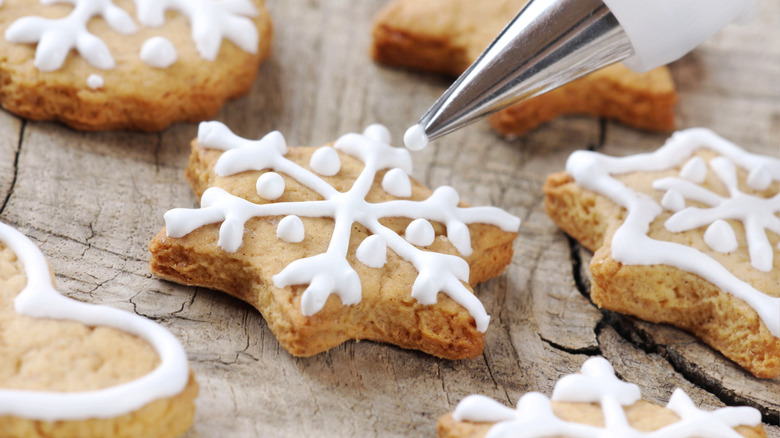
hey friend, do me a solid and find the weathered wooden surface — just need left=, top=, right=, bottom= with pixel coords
left=1, top=0, right=778, bottom=436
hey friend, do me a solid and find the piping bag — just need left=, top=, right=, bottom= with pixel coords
left=403, top=0, right=757, bottom=151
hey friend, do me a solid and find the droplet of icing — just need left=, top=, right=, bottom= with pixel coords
left=140, top=36, right=178, bottom=68
left=309, top=146, right=341, bottom=176
left=382, top=168, right=412, bottom=198
left=747, top=166, right=772, bottom=191
left=704, top=220, right=738, bottom=254
left=256, top=172, right=285, bottom=200
left=356, top=235, right=387, bottom=268
left=660, top=189, right=685, bottom=212
left=405, top=218, right=435, bottom=246
left=86, top=74, right=104, bottom=90
left=679, top=156, right=707, bottom=183
left=277, top=215, right=305, bottom=243
left=403, top=124, right=429, bottom=151
left=363, top=124, right=392, bottom=144
left=447, top=222, right=472, bottom=256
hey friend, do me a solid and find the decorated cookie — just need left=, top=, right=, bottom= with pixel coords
left=439, top=357, right=766, bottom=438
left=149, top=122, right=520, bottom=359
left=0, top=222, right=197, bottom=437
left=0, top=0, right=272, bottom=131
left=372, top=0, right=677, bottom=136
left=544, top=128, right=780, bottom=378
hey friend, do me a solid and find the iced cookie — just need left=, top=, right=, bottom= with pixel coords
left=149, top=122, right=520, bottom=359
left=0, top=222, right=197, bottom=437
left=439, top=357, right=766, bottom=438
left=0, top=0, right=272, bottom=131
left=544, top=129, right=780, bottom=378
left=372, top=0, right=677, bottom=136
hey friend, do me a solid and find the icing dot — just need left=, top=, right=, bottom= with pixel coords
left=403, top=124, right=429, bottom=151
left=660, top=189, right=685, bottom=212
left=679, top=156, right=707, bottom=183
left=310, top=146, right=341, bottom=176
left=356, top=235, right=387, bottom=268
left=256, top=172, right=285, bottom=200
left=277, top=215, right=305, bottom=243
left=382, top=168, right=412, bottom=198
left=447, top=222, right=472, bottom=256
left=363, top=124, right=392, bottom=144
left=703, top=220, right=738, bottom=253
left=747, top=166, right=772, bottom=191
left=140, top=36, right=178, bottom=68
left=86, top=74, right=104, bottom=89
left=405, top=219, right=435, bottom=246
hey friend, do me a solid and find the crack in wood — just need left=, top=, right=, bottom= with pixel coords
left=0, top=120, right=24, bottom=216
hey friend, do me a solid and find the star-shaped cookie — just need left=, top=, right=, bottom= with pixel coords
left=544, top=128, right=780, bottom=378
left=149, top=122, right=520, bottom=359
left=372, top=0, right=677, bottom=136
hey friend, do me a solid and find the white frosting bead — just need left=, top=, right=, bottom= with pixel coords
left=256, top=172, right=285, bottom=200
left=703, top=219, right=738, bottom=253
left=382, top=168, right=412, bottom=198
left=309, top=146, right=341, bottom=176
left=140, top=36, right=178, bottom=68
left=403, top=124, right=429, bottom=151
left=356, top=235, right=387, bottom=268
left=747, top=165, right=772, bottom=191
left=86, top=74, right=104, bottom=89
left=405, top=219, right=435, bottom=247
left=660, top=189, right=686, bottom=212
left=679, top=156, right=707, bottom=183
left=277, top=215, right=305, bottom=243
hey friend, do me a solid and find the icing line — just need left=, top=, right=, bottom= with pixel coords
left=566, top=128, right=780, bottom=337
left=0, top=222, right=189, bottom=421
left=164, top=122, right=521, bottom=333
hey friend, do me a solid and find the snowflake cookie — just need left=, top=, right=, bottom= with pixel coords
left=0, top=0, right=272, bottom=131
left=0, top=222, right=196, bottom=437
left=439, top=357, right=765, bottom=438
left=544, top=128, right=780, bottom=378
left=372, top=0, right=677, bottom=136
left=149, top=122, right=520, bottom=359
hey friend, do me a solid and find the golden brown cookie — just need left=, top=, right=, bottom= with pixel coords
left=543, top=128, right=780, bottom=378
left=372, top=0, right=677, bottom=136
left=0, top=223, right=197, bottom=437
left=0, top=0, right=272, bottom=131
left=439, top=357, right=766, bottom=438
left=149, top=122, right=520, bottom=359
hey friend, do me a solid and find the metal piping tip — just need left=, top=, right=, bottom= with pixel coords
left=405, top=0, right=634, bottom=149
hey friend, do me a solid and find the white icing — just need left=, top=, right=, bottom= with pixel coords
left=309, top=146, right=341, bottom=176
left=679, top=156, right=707, bottom=183
left=5, top=0, right=258, bottom=71
left=747, top=165, right=772, bottom=191
left=403, top=124, right=429, bottom=151
left=164, top=122, right=521, bottom=332
left=139, top=36, right=177, bottom=68
left=454, top=357, right=761, bottom=438
left=382, top=168, right=412, bottom=198
left=405, top=218, right=435, bottom=247
left=0, top=222, right=188, bottom=421
left=86, top=73, right=104, bottom=89
left=277, top=215, right=304, bottom=243
left=660, top=189, right=685, bottom=212
left=704, top=219, right=738, bottom=253
left=356, top=235, right=387, bottom=268
left=256, top=171, right=285, bottom=200
left=567, top=128, right=780, bottom=337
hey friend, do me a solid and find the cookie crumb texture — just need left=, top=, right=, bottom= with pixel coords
left=544, top=144, right=780, bottom=378
left=0, top=0, right=272, bottom=131
left=0, top=244, right=198, bottom=437
left=149, top=132, right=518, bottom=359
left=371, top=0, right=677, bottom=136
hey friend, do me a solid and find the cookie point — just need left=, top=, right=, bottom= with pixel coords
left=403, top=124, right=429, bottom=151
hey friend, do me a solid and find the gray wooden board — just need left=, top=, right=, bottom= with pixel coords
left=0, top=0, right=778, bottom=436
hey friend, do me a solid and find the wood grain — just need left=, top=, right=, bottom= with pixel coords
left=0, top=0, right=777, bottom=436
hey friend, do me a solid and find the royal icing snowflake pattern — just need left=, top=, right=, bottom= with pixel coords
left=453, top=357, right=762, bottom=438
left=163, top=122, right=521, bottom=332
left=0, top=222, right=189, bottom=421
left=566, top=128, right=780, bottom=337
left=4, top=0, right=259, bottom=71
